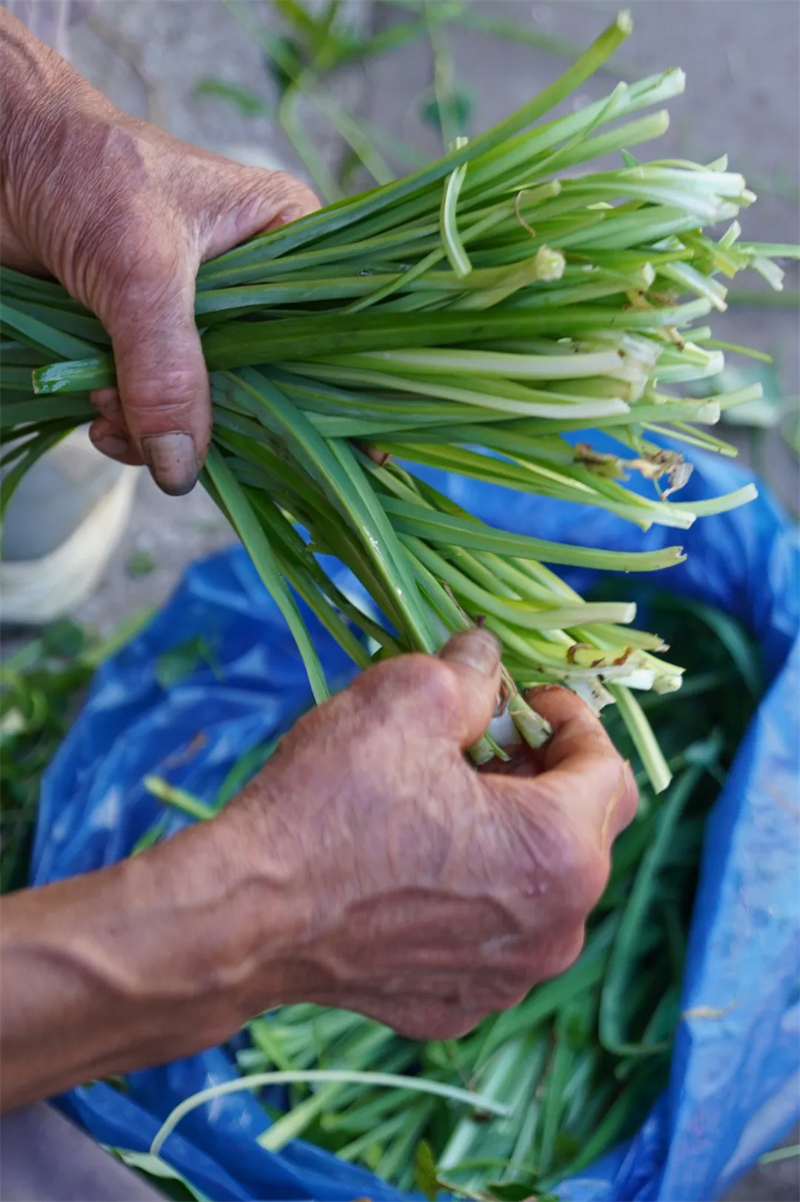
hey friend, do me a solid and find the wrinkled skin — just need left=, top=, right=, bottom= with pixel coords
left=1, top=632, right=636, bottom=1109
left=0, top=7, right=317, bottom=493
left=0, top=10, right=638, bottom=1116
left=215, top=632, right=638, bottom=1041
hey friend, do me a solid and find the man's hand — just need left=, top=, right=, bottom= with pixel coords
left=1, top=631, right=636, bottom=1110
left=220, top=629, right=637, bottom=1039
left=0, top=8, right=317, bottom=494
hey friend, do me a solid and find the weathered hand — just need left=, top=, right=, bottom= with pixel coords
left=0, top=8, right=317, bottom=494
left=219, top=629, right=638, bottom=1040
left=0, top=631, right=636, bottom=1110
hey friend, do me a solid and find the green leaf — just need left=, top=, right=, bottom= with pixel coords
left=205, top=446, right=331, bottom=703
left=484, top=1181, right=547, bottom=1202
left=689, top=362, right=785, bottom=429
left=273, top=0, right=319, bottom=40
left=0, top=395, right=96, bottom=430
left=107, top=1149, right=210, bottom=1202
left=652, top=595, right=763, bottom=698
left=599, top=756, right=715, bottom=1057
left=440, top=138, right=472, bottom=279
left=194, top=77, right=273, bottom=117
left=155, top=636, right=220, bottom=689
left=1, top=426, right=73, bottom=519
left=202, top=12, right=634, bottom=268
left=224, top=369, right=437, bottom=651
left=126, top=549, right=156, bottom=578
left=609, top=684, right=673, bottom=794
left=0, top=300, right=100, bottom=360
left=414, top=1139, right=440, bottom=1201
left=759, top=1144, right=800, bottom=1167
left=452, top=6, right=637, bottom=78
left=421, top=87, right=474, bottom=136
left=381, top=495, right=687, bottom=573
left=42, top=619, right=87, bottom=659
left=143, top=775, right=216, bottom=822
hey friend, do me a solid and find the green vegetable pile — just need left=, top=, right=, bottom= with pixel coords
left=2, top=11, right=797, bottom=792
left=0, top=581, right=765, bottom=1200
left=139, top=587, right=761, bottom=1200
left=0, top=614, right=150, bottom=894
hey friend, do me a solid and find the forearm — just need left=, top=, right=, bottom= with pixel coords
left=0, top=812, right=305, bottom=1112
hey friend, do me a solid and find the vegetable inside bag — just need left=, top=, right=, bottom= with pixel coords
left=33, top=450, right=799, bottom=1202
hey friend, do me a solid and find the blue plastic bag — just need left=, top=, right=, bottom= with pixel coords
left=32, top=450, right=799, bottom=1202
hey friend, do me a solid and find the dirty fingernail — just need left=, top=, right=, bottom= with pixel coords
left=94, top=432, right=129, bottom=459
left=439, top=628, right=501, bottom=676
left=141, top=432, right=198, bottom=496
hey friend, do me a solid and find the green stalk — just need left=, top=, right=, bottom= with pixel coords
left=381, top=496, right=686, bottom=572
left=4, top=8, right=786, bottom=808
left=440, top=139, right=472, bottom=278
left=150, top=1070, right=510, bottom=1158
left=403, top=536, right=636, bottom=631
left=204, top=449, right=330, bottom=704
left=200, top=12, right=634, bottom=272
left=30, top=298, right=716, bottom=393
left=223, top=369, right=438, bottom=650
left=607, top=684, right=672, bottom=793
left=143, top=776, right=216, bottom=822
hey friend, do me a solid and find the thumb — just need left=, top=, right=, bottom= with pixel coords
left=342, top=630, right=500, bottom=753
left=436, top=628, right=502, bottom=749
left=94, top=249, right=210, bottom=496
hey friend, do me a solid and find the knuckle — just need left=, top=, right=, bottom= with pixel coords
left=487, top=976, right=530, bottom=1012
left=355, top=653, right=460, bottom=728
left=197, top=167, right=319, bottom=252
left=89, top=387, right=124, bottom=422
left=564, top=837, right=609, bottom=914
left=396, top=1007, right=483, bottom=1042
left=542, top=813, right=610, bottom=916
left=413, top=654, right=462, bottom=713
left=268, top=170, right=318, bottom=211
left=268, top=169, right=297, bottom=191
left=559, top=719, right=616, bottom=766
left=548, top=926, right=586, bottom=978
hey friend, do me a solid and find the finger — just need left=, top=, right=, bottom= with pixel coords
left=90, top=387, right=125, bottom=427
left=332, top=994, right=486, bottom=1044
left=88, top=415, right=144, bottom=466
left=527, top=685, right=638, bottom=842
left=345, top=629, right=501, bottom=752
left=436, top=629, right=502, bottom=749
left=101, top=253, right=209, bottom=495
left=479, top=744, right=539, bottom=779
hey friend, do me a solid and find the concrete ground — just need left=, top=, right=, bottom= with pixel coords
left=7, top=1, right=800, bottom=1197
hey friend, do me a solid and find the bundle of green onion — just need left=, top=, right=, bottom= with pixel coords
left=1, top=11, right=796, bottom=789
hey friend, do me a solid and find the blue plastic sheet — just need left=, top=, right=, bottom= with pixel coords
left=32, top=450, right=799, bottom=1201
